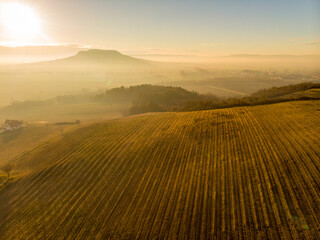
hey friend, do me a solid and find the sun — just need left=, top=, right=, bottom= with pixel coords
left=1, top=3, right=41, bottom=40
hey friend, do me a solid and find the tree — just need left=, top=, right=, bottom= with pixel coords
left=1, top=163, right=14, bottom=179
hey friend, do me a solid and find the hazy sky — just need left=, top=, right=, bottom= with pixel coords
left=0, top=0, right=319, bottom=59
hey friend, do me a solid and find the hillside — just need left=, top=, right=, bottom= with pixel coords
left=181, top=82, right=320, bottom=111
left=99, top=85, right=209, bottom=115
left=0, top=85, right=203, bottom=122
left=3, top=83, right=319, bottom=122
left=0, top=100, right=319, bottom=239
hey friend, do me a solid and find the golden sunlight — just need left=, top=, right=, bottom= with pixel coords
left=1, top=3, right=41, bottom=40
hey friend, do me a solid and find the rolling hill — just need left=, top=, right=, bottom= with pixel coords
left=3, top=82, right=319, bottom=123
left=0, top=100, right=319, bottom=239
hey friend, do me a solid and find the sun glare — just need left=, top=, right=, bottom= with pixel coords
left=1, top=3, right=41, bottom=40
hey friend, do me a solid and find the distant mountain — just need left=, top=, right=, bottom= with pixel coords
left=19, top=49, right=155, bottom=71
left=59, top=49, right=150, bottom=65
left=225, top=54, right=320, bottom=59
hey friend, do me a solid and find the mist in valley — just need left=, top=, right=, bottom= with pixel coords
left=1, top=49, right=319, bottom=124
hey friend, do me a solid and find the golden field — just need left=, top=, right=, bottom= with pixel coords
left=0, top=100, right=319, bottom=239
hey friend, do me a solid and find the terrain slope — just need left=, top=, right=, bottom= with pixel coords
left=0, top=100, right=320, bottom=239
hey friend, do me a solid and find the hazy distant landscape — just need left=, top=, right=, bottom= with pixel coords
left=1, top=48, right=317, bottom=124
left=1, top=49, right=319, bottom=108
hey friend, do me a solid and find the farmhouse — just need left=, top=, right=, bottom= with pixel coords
left=2, top=120, right=24, bottom=132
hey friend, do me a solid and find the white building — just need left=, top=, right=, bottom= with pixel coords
left=1, top=120, right=24, bottom=133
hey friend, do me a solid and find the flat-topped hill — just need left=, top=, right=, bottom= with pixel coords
left=63, top=49, right=150, bottom=65
left=19, top=49, right=154, bottom=71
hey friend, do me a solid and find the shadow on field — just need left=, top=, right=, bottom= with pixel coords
left=1, top=128, right=24, bottom=144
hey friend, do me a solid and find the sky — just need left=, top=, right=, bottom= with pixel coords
left=0, top=0, right=319, bottom=62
